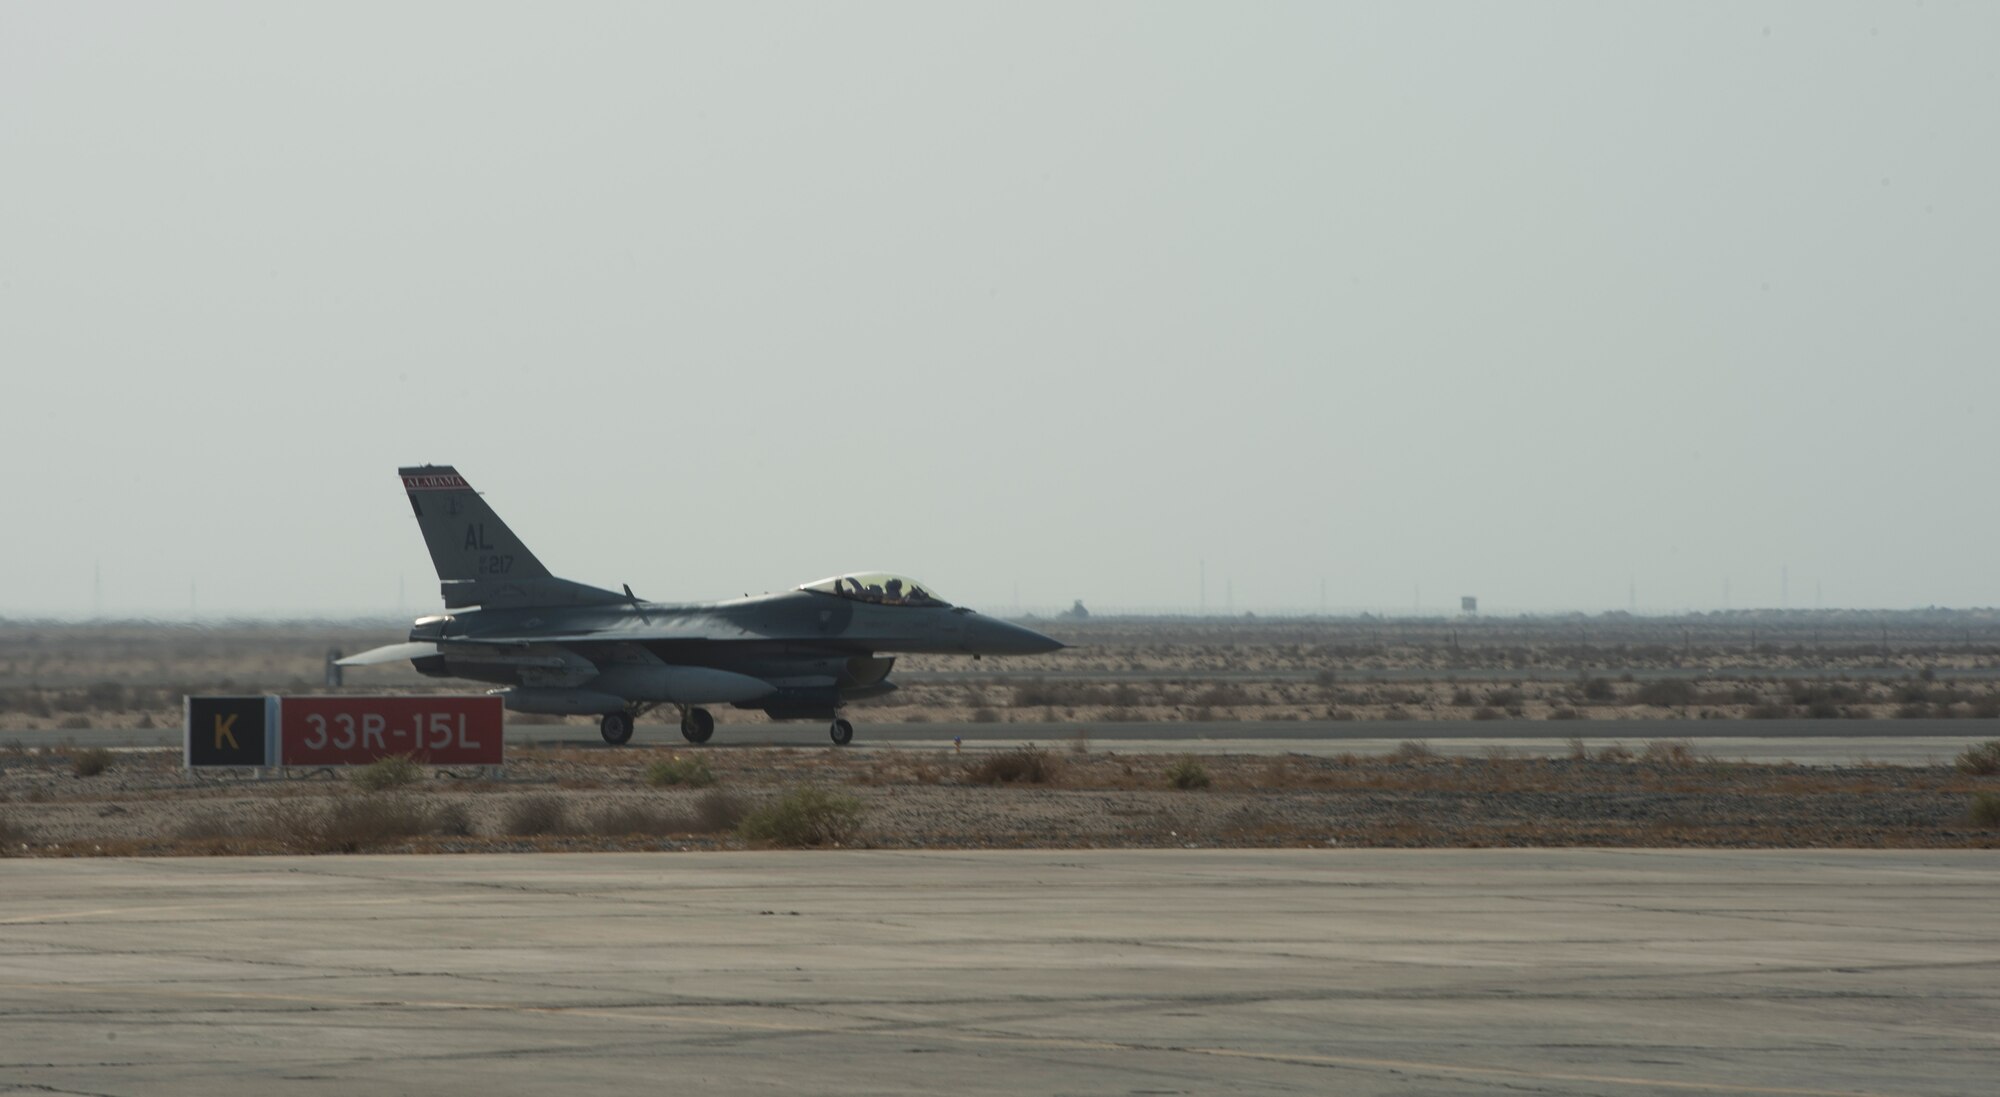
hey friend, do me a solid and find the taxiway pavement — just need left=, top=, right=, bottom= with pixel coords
left=1, top=850, right=1994, bottom=1096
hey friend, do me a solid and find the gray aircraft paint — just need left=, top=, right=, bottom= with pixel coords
left=343, top=466, right=1061, bottom=744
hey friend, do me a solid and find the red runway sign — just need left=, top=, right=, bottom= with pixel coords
left=279, top=695, right=503, bottom=766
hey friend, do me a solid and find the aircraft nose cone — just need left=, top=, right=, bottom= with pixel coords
left=972, top=617, right=1066, bottom=655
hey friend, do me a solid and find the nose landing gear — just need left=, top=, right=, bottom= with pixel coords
left=829, top=717, right=854, bottom=746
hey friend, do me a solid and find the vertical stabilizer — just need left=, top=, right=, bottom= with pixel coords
left=400, top=466, right=553, bottom=581
left=396, top=466, right=627, bottom=609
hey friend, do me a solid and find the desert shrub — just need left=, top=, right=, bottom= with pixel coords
left=1389, top=740, right=1439, bottom=763
left=1194, top=683, right=1252, bottom=708
left=1595, top=743, right=1634, bottom=763
left=173, top=810, right=242, bottom=841
left=1895, top=683, right=1930, bottom=704
left=1485, top=687, right=1525, bottom=709
left=692, top=788, right=751, bottom=832
left=1565, top=737, right=1589, bottom=760
left=589, top=802, right=689, bottom=837
left=645, top=754, right=716, bottom=788
left=0, top=812, right=22, bottom=852
left=1970, top=793, right=2000, bottom=828
left=1640, top=739, right=1700, bottom=767
left=970, top=707, right=1000, bottom=723
left=1581, top=677, right=1616, bottom=702
left=1166, top=756, right=1212, bottom=790
left=1955, top=741, right=2000, bottom=776
left=1973, top=696, right=2000, bottom=720
left=1472, top=706, right=1503, bottom=721
left=1632, top=680, right=1696, bottom=708
left=72, top=747, right=114, bottom=777
left=57, top=715, right=91, bottom=730
left=430, top=801, right=474, bottom=837
left=1790, top=682, right=1864, bottom=706
left=1067, top=731, right=1091, bottom=755
left=738, top=785, right=865, bottom=848
left=304, top=796, right=446, bottom=856
left=1547, top=706, right=1583, bottom=721
left=1012, top=682, right=1113, bottom=707
left=351, top=753, right=422, bottom=791
left=688, top=788, right=752, bottom=832
left=965, top=745, right=1061, bottom=785
left=1449, top=687, right=1477, bottom=707
left=500, top=793, right=569, bottom=836
left=1748, top=703, right=1794, bottom=720
left=84, top=681, right=128, bottom=710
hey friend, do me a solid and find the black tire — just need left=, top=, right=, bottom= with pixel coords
left=829, top=718, right=854, bottom=746
left=680, top=707, right=715, bottom=745
left=600, top=711, right=634, bottom=746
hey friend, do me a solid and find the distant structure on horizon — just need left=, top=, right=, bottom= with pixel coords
left=1461, top=596, right=1478, bottom=615
left=1063, top=599, right=1090, bottom=620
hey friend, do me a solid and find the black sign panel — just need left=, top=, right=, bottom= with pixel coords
left=186, top=696, right=269, bottom=767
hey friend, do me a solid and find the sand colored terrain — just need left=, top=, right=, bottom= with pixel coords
left=3, top=740, right=1997, bottom=856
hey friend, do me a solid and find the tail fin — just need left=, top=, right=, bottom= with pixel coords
left=398, top=466, right=620, bottom=609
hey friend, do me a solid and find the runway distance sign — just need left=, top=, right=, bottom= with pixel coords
left=279, top=695, right=503, bottom=766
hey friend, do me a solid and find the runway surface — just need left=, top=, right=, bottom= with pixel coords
left=17, top=718, right=1996, bottom=766
left=1, top=850, right=1993, bottom=1096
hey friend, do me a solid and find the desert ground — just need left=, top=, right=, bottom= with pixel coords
left=9, top=610, right=2000, bottom=733
left=4, top=613, right=2000, bottom=857
left=4, top=736, right=1999, bottom=857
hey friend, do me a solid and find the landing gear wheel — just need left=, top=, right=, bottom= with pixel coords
left=828, top=718, right=854, bottom=746
left=600, top=711, right=635, bottom=746
left=680, top=707, right=715, bottom=745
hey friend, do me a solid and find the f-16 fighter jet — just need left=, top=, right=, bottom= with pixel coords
left=340, top=466, right=1062, bottom=745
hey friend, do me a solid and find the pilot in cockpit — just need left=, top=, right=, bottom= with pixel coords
left=885, top=578, right=905, bottom=602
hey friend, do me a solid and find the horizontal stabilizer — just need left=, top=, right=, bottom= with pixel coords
left=336, top=642, right=441, bottom=666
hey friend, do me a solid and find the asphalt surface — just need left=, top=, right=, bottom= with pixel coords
left=1, top=850, right=1992, bottom=1096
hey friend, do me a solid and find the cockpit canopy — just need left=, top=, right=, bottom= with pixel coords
left=799, top=573, right=949, bottom=608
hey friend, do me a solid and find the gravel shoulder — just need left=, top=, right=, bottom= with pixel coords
left=4, top=742, right=1997, bottom=855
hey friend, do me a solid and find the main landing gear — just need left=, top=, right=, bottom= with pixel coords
left=680, top=707, right=715, bottom=744
left=600, top=710, right=634, bottom=746
left=829, top=717, right=854, bottom=746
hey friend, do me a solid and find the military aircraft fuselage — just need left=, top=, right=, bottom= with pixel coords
left=340, top=464, right=1063, bottom=744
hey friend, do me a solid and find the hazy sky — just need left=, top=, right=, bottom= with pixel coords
left=5, top=2, right=1996, bottom=618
